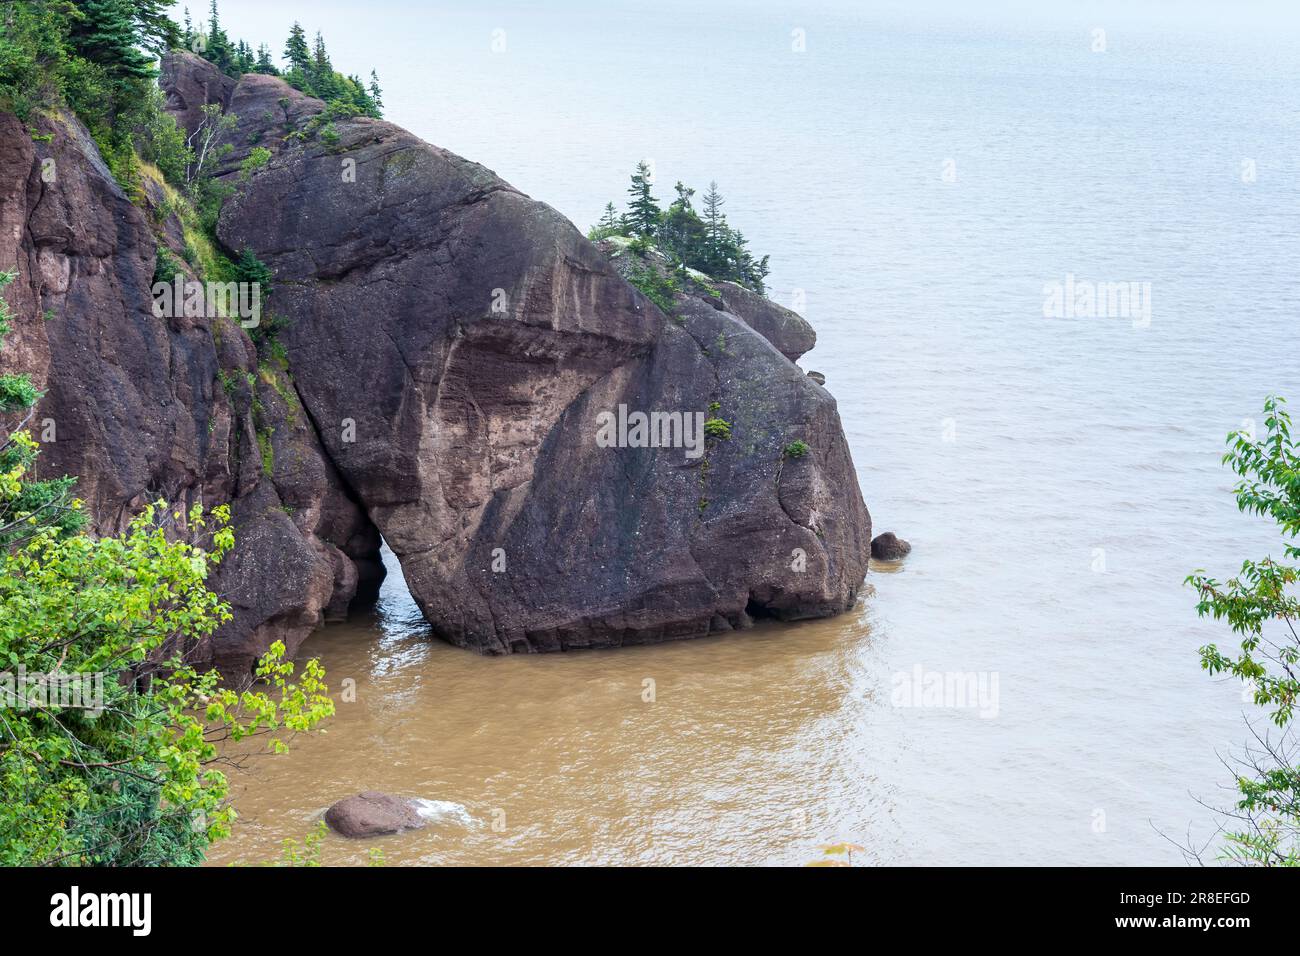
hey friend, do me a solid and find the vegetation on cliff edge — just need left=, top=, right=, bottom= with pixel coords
left=590, top=161, right=772, bottom=294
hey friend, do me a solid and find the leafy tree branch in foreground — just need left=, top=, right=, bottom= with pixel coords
left=0, top=269, right=333, bottom=865
left=1186, top=395, right=1300, bottom=866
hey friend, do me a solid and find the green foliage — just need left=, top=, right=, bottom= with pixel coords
left=0, top=372, right=38, bottom=415
left=152, top=245, right=181, bottom=286
left=276, top=819, right=327, bottom=866
left=587, top=202, right=624, bottom=242
left=0, top=270, right=85, bottom=547
left=187, top=102, right=238, bottom=230
left=704, top=417, right=732, bottom=441
left=186, top=6, right=382, bottom=117
left=136, top=88, right=192, bottom=186
left=1, top=265, right=331, bottom=864
left=783, top=439, right=810, bottom=459
left=262, top=820, right=385, bottom=867
left=1187, top=395, right=1300, bottom=866
left=228, top=247, right=285, bottom=350
left=0, top=498, right=334, bottom=864
left=238, top=145, right=271, bottom=180
left=256, top=424, right=274, bottom=476
left=0, top=0, right=181, bottom=191
left=625, top=160, right=660, bottom=237
left=625, top=261, right=679, bottom=317
left=593, top=167, right=772, bottom=294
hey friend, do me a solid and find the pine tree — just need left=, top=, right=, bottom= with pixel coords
left=673, top=181, right=695, bottom=212
left=702, top=180, right=726, bottom=254
left=68, top=0, right=156, bottom=91
left=283, top=22, right=311, bottom=76
left=130, top=0, right=182, bottom=53
left=368, top=70, right=384, bottom=113
left=254, top=43, right=278, bottom=75
left=309, top=31, right=338, bottom=98
left=625, top=161, right=660, bottom=238
left=661, top=182, right=706, bottom=270
left=204, top=0, right=234, bottom=74
left=595, top=172, right=771, bottom=293
left=234, top=39, right=254, bottom=74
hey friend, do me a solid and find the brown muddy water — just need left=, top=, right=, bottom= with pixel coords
left=208, top=549, right=899, bottom=867
left=207, top=1, right=1298, bottom=866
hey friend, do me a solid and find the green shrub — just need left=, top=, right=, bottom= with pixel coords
left=704, top=417, right=732, bottom=441
left=257, top=425, right=275, bottom=476
left=136, top=88, right=191, bottom=186
left=152, top=246, right=181, bottom=286
left=239, top=145, right=272, bottom=180
left=626, top=262, right=679, bottom=317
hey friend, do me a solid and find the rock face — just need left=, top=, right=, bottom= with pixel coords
left=0, top=51, right=872, bottom=666
left=324, top=791, right=426, bottom=838
left=0, top=107, right=381, bottom=674
left=159, top=51, right=236, bottom=143
left=870, top=532, right=911, bottom=560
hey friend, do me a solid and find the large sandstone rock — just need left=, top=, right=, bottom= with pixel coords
left=189, top=53, right=872, bottom=653
left=1, top=50, right=872, bottom=669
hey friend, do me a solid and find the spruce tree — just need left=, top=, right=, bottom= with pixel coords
left=310, top=31, right=338, bottom=98
left=625, top=161, right=660, bottom=238
left=702, top=180, right=726, bottom=264
left=661, top=182, right=706, bottom=270
left=254, top=43, right=278, bottom=75
left=204, top=0, right=234, bottom=73
left=131, top=0, right=181, bottom=53
left=68, top=0, right=155, bottom=99
left=283, top=22, right=311, bottom=77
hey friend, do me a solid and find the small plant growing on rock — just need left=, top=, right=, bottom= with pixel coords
left=704, top=417, right=732, bottom=441
left=257, top=425, right=275, bottom=477
left=626, top=262, right=679, bottom=318
left=239, top=146, right=272, bottom=180
left=783, top=439, right=810, bottom=459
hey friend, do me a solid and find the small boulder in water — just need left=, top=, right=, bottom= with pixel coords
left=871, top=532, right=912, bottom=561
left=324, top=791, right=426, bottom=838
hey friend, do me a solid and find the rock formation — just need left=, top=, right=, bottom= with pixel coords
left=324, top=791, right=427, bottom=838
left=0, top=51, right=872, bottom=668
left=870, top=532, right=911, bottom=560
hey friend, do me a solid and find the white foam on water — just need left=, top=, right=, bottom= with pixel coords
left=413, top=798, right=475, bottom=827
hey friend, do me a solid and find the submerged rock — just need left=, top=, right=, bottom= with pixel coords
left=871, top=532, right=912, bottom=560
left=324, top=791, right=426, bottom=838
